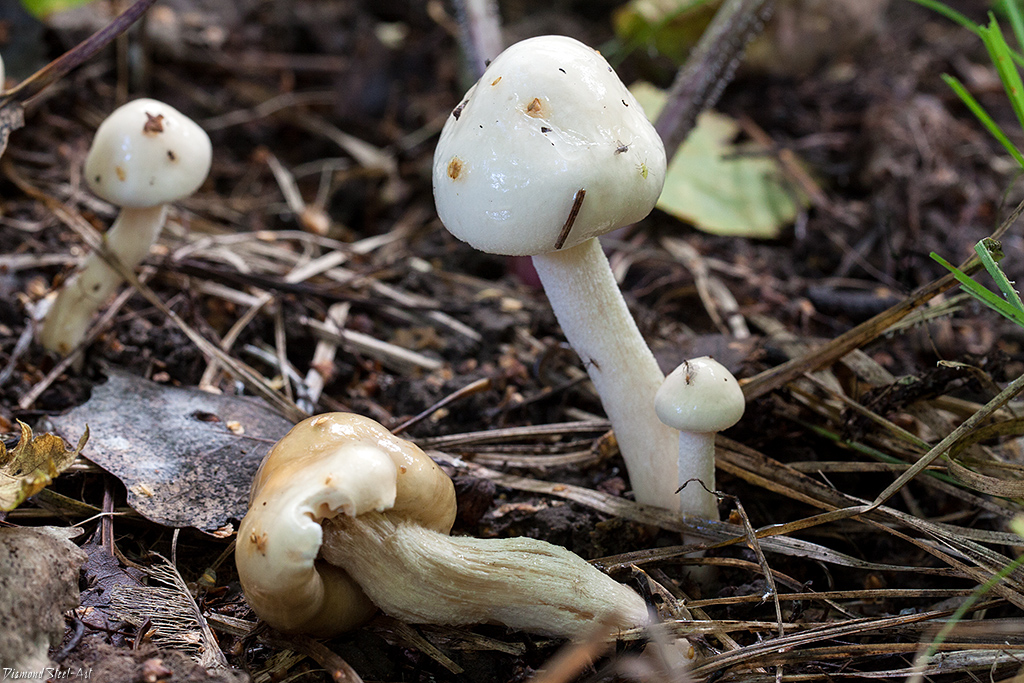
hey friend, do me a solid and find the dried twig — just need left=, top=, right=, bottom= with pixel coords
left=654, top=0, right=775, bottom=157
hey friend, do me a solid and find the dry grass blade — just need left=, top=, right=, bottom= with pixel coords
left=869, top=370, right=1024, bottom=508
left=417, top=421, right=611, bottom=449
left=717, top=437, right=1024, bottom=603
left=946, top=417, right=1024, bottom=496
left=711, top=642, right=1024, bottom=677
left=393, top=377, right=493, bottom=434
left=375, top=618, right=464, bottom=675
left=0, top=0, right=158, bottom=108
left=683, top=587, right=976, bottom=609
left=742, top=197, right=1024, bottom=401
left=4, top=159, right=307, bottom=422
left=688, top=605, right=990, bottom=679
left=527, top=621, right=618, bottom=683
left=430, top=451, right=965, bottom=576
left=301, top=316, right=443, bottom=373
left=723, top=496, right=784, bottom=637
left=258, top=631, right=365, bottom=683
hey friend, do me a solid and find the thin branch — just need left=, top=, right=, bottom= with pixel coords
left=654, top=0, right=776, bottom=157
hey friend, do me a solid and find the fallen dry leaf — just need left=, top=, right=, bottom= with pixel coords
left=0, top=420, right=88, bottom=511
left=51, top=369, right=293, bottom=532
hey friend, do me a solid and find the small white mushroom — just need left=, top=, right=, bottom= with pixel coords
left=39, top=98, right=212, bottom=355
left=432, top=35, right=680, bottom=510
left=654, top=357, right=745, bottom=520
left=236, top=413, right=649, bottom=639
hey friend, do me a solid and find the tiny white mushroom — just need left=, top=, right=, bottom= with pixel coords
left=432, top=35, right=680, bottom=509
left=654, top=357, right=745, bottom=520
left=39, top=98, right=212, bottom=355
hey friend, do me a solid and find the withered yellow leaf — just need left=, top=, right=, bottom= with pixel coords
left=0, top=421, right=88, bottom=511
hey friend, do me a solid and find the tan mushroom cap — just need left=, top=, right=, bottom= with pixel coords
left=236, top=413, right=456, bottom=635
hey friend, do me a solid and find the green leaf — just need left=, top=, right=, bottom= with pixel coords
left=633, top=81, right=807, bottom=238
left=20, top=0, right=96, bottom=19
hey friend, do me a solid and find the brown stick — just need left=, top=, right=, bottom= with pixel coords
left=654, top=0, right=776, bottom=158
left=0, top=0, right=158, bottom=108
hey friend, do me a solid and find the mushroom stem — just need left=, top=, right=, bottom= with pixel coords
left=531, top=238, right=679, bottom=509
left=321, top=512, right=649, bottom=639
left=676, top=430, right=718, bottom=520
left=39, top=204, right=167, bottom=355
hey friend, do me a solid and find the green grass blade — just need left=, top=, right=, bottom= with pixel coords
left=905, top=0, right=981, bottom=34
left=1000, top=0, right=1024, bottom=50
left=801, top=423, right=961, bottom=487
left=918, top=551, right=1024, bottom=664
left=979, top=15, right=1024, bottom=134
left=931, top=252, right=1024, bottom=327
left=975, top=238, right=1024, bottom=311
left=942, top=74, right=1024, bottom=168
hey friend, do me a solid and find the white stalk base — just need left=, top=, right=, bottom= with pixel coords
left=322, top=512, right=650, bottom=640
left=40, top=205, right=167, bottom=355
left=531, top=239, right=680, bottom=510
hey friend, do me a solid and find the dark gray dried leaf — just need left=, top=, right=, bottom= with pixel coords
left=51, top=369, right=294, bottom=533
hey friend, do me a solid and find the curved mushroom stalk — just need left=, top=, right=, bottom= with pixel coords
left=321, top=512, right=650, bottom=639
left=532, top=239, right=680, bottom=509
left=236, top=413, right=455, bottom=636
left=39, top=205, right=166, bottom=355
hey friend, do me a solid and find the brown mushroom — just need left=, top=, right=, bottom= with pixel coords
left=235, top=413, right=648, bottom=639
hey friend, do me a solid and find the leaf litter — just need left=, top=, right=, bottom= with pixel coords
left=1, top=0, right=1024, bottom=681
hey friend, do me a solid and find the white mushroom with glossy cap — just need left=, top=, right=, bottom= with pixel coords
left=236, top=412, right=650, bottom=639
left=654, top=356, right=745, bottom=520
left=39, top=98, right=212, bottom=355
left=432, top=35, right=679, bottom=510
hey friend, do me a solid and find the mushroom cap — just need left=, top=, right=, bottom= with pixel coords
left=432, top=35, right=667, bottom=256
left=84, top=98, right=212, bottom=208
left=654, top=356, right=745, bottom=433
left=235, top=413, right=456, bottom=635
